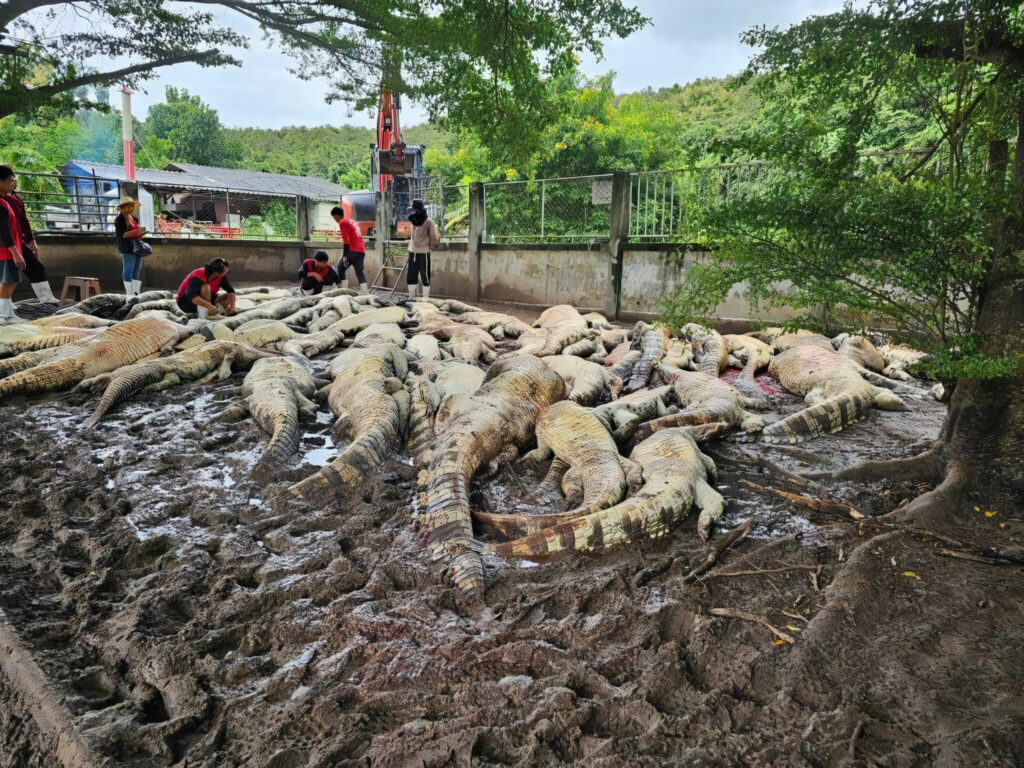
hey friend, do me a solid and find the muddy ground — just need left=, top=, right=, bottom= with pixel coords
left=1, top=309, right=1023, bottom=767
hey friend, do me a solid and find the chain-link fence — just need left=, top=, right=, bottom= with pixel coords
left=629, top=163, right=774, bottom=242
left=15, top=171, right=302, bottom=241
left=482, top=175, right=613, bottom=243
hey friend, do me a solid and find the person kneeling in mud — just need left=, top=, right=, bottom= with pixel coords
left=176, top=258, right=237, bottom=318
left=297, top=250, right=341, bottom=295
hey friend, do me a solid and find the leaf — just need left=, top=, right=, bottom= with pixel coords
left=901, top=571, right=920, bottom=579
left=985, top=510, right=999, bottom=517
left=770, top=639, right=788, bottom=647
left=785, top=625, right=803, bottom=632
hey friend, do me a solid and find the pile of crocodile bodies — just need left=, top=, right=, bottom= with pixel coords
left=0, top=288, right=933, bottom=602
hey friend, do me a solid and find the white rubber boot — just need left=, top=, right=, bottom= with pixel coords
left=31, top=281, right=57, bottom=302
left=197, top=306, right=209, bottom=319
left=407, top=283, right=418, bottom=298
left=340, top=278, right=348, bottom=289
left=359, top=282, right=368, bottom=294
left=132, top=279, right=142, bottom=295
left=422, top=285, right=430, bottom=300
left=0, top=298, right=25, bottom=324
left=123, top=280, right=135, bottom=297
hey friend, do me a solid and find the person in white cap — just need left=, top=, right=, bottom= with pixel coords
left=0, top=164, right=57, bottom=303
left=114, top=196, right=147, bottom=296
left=0, top=179, right=26, bottom=324
left=406, top=199, right=439, bottom=299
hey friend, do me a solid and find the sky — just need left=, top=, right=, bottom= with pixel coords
left=119, top=0, right=848, bottom=130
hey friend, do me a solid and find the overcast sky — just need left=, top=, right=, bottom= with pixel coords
left=120, top=0, right=848, bottom=130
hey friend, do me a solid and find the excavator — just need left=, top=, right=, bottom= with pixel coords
left=340, top=88, right=425, bottom=238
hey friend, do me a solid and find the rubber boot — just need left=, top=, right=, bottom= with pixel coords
left=0, top=298, right=25, bottom=324
left=422, top=285, right=430, bottom=300
left=408, top=284, right=418, bottom=298
left=123, top=280, right=135, bottom=297
left=31, top=281, right=57, bottom=302
left=132, top=279, right=142, bottom=295
left=340, top=279, right=348, bottom=289
left=197, top=306, right=210, bottom=319
left=359, top=282, right=368, bottom=294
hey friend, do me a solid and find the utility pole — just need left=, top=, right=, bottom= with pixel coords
left=121, top=88, right=135, bottom=180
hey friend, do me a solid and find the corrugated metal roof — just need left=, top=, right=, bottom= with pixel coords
left=64, top=160, right=348, bottom=199
left=167, top=163, right=347, bottom=199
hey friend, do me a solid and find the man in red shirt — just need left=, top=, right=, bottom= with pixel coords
left=331, top=206, right=367, bottom=293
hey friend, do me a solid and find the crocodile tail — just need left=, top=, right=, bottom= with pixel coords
left=256, top=399, right=303, bottom=473
left=762, top=390, right=874, bottom=444
left=406, top=379, right=438, bottom=461
left=86, top=366, right=164, bottom=427
left=0, top=357, right=85, bottom=398
left=287, top=395, right=403, bottom=503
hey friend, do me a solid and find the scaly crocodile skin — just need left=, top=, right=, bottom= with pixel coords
left=233, top=319, right=305, bottom=348
left=407, top=361, right=486, bottom=463
left=624, top=322, right=670, bottom=393
left=0, top=315, right=186, bottom=398
left=764, top=344, right=908, bottom=443
left=831, top=333, right=885, bottom=372
left=0, top=325, right=102, bottom=356
left=680, top=323, right=729, bottom=376
left=123, top=299, right=186, bottom=320
left=0, top=341, right=92, bottom=379
left=441, top=336, right=496, bottom=365
left=54, top=292, right=127, bottom=316
left=543, top=355, right=610, bottom=405
left=456, top=311, right=531, bottom=340
left=475, top=400, right=642, bottom=539
left=724, top=334, right=773, bottom=381
left=83, top=340, right=271, bottom=427
left=486, top=427, right=724, bottom=558
left=288, top=341, right=409, bottom=503
left=220, top=298, right=304, bottom=330
left=277, top=320, right=348, bottom=358
left=878, top=342, right=927, bottom=382
left=636, top=364, right=765, bottom=440
left=424, top=355, right=566, bottom=598
left=407, top=334, right=442, bottom=361
left=516, top=305, right=590, bottom=357
left=591, top=385, right=670, bottom=442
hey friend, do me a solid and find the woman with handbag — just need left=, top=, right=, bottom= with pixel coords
left=114, top=196, right=149, bottom=296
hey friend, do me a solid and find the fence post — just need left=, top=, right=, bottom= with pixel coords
left=467, top=182, right=485, bottom=301
left=296, top=195, right=312, bottom=241
left=608, top=170, right=630, bottom=320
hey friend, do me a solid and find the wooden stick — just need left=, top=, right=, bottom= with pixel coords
left=708, top=607, right=795, bottom=643
left=707, top=564, right=820, bottom=579
left=681, top=521, right=754, bottom=585
left=742, top=480, right=866, bottom=519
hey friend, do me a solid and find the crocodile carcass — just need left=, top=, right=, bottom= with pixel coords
left=635, top=364, right=765, bottom=439
left=486, top=426, right=724, bottom=558
left=424, top=354, right=566, bottom=598
left=456, top=311, right=531, bottom=340
left=591, top=385, right=671, bottom=442
left=475, top=400, right=642, bottom=539
left=0, top=315, right=187, bottom=398
left=287, top=341, right=409, bottom=503
left=232, top=319, right=305, bottom=348
left=543, top=355, right=612, bottom=405
left=217, top=356, right=319, bottom=472
left=624, top=322, right=670, bottom=393
left=764, top=344, right=909, bottom=443
left=831, top=333, right=885, bottom=372
left=276, top=320, right=347, bottom=358
left=724, top=334, right=773, bottom=381
left=516, top=305, right=590, bottom=356
left=81, top=341, right=272, bottom=427
left=407, top=360, right=486, bottom=463
left=680, top=323, right=729, bottom=376
left=0, top=323, right=104, bottom=356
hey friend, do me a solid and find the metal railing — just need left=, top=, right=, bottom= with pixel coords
left=15, top=171, right=304, bottom=241
left=482, top=174, right=613, bottom=243
left=629, top=163, right=773, bottom=241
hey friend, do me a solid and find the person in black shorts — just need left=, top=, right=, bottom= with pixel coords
left=297, top=250, right=341, bottom=295
left=175, top=258, right=237, bottom=318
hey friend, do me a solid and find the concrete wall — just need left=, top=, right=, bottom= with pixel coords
left=478, top=244, right=614, bottom=315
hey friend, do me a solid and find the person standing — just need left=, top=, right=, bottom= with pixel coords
left=114, top=196, right=147, bottom=296
left=330, top=206, right=367, bottom=293
left=406, top=199, right=440, bottom=299
left=0, top=165, right=56, bottom=303
left=0, top=186, right=26, bottom=324
left=176, top=258, right=237, bottom=318
left=297, top=250, right=341, bottom=295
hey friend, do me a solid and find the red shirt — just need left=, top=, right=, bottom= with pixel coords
left=176, top=267, right=227, bottom=300
left=0, top=198, right=20, bottom=262
left=338, top=218, right=364, bottom=253
left=302, top=259, right=330, bottom=278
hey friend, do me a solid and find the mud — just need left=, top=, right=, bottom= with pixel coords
left=2, top=324, right=1023, bottom=766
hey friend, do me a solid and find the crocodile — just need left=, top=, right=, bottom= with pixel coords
left=0, top=315, right=187, bottom=398
left=606, top=349, right=642, bottom=397
left=441, top=336, right=496, bottom=365
left=635, top=364, right=765, bottom=440
left=771, top=329, right=831, bottom=352
left=763, top=343, right=909, bottom=443
left=877, top=342, right=928, bottom=381
left=516, top=305, right=590, bottom=356
left=332, top=305, right=407, bottom=334
left=724, top=333, right=773, bottom=385
left=276, top=320, right=348, bottom=358
left=407, top=361, right=486, bottom=462
left=591, top=385, right=671, bottom=442
left=543, top=355, right=612, bottom=405
left=122, top=299, right=187, bottom=320
left=0, top=339, right=93, bottom=379
left=831, top=333, right=885, bottom=371
left=32, top=314, right=115, bottom=330
left=599, top=328, right=630, bottom=350
left=220, top=298, right=304, bottom=330
left=231, top=319, right=305, bottom=348
left=353, top=322, right=405, bottom=347
left=307, top=310, right=342, bottom=333
left=81, top=340, right=271, bottom=427
left=681, top=323, right=729, bottom=376
left=280, top=306, right=322, bottom=328
left=0, top=324, right=103, bottom=356
left=54, top=292, right=128, bottom=317
left=287, top=341, right=410, bottom=503
left=604, top=342, right=634, bottom=368
left=583, top=312, right=615, bottom=330
left=215, top=356, right=319, bottom=472
left=407, top=333, right=442, bottom=360
left=418, top=297, right=480, bottom=314
left=560, top=337, right=601, bottom=358
left=624, top=322, right=670, bottom=393
left=424, top=354, right=566, bottom=598
left=486, top=426, right=724, bottom=559
left=474, top=400, right=642, bottom=539
left=456, top=311, right=531, bottom=340
left=664, top=338, right=695, bottom=370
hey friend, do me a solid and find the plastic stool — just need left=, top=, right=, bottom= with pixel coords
left=56, top=277, right=102, bottom=310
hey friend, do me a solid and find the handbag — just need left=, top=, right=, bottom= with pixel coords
left=133, top=239, right=153, bottom=256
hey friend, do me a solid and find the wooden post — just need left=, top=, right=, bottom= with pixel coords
left=467, top=181, right=485, bottom=301
left=608, top=170, right=630, bottom=320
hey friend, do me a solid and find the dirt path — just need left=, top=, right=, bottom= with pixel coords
left=1, top=329, right=1022, bottom=766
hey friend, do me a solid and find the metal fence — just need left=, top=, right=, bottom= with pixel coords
left=16, top=171, right=303, bottom=241
left=629, top=163, right=773, bottom=242
left=482, top=174, right=613, bottom=243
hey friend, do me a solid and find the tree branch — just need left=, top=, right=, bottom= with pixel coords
left=26, top=50, right=224, bottom=98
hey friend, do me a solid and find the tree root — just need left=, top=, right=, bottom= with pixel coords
left=742, top=480, right=866, bottom=519
left=803, top=444, right=943, bottom=484
left=708, top=607, right=795, bottom=643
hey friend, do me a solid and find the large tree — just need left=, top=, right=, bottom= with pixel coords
left=0, top=0, right=646, bottom=161
left=663, top=0, right=1023, bottom=521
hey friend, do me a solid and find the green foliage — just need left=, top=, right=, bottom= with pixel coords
left=240, top=199, right=297, bottom=239
left=909, top=335, right=1024, bottom=382
left=142, top=87, right=242, bottom=166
